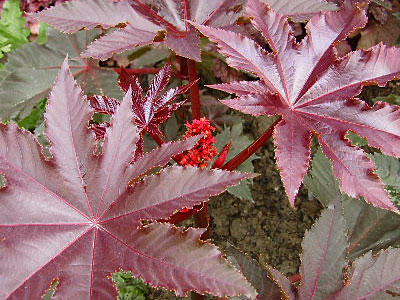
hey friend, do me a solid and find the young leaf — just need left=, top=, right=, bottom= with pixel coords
left=0, top=0, right=30, bottom=58
left=0, top=59, right=256, bottom=299
left=0, top=27, right=122, bottom=121
left=90, top=65, right=193, bottom=159
left=193, top=0, right=400, bottom=211
left=33, top=0, right=247, bottom=61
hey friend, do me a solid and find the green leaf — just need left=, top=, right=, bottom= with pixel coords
left=346, top=131, right=368, bottom=147
left=112, top=271, right=150, bottom=300
left=215, top=122, right=258, bottom=201
left=374, top=94, right=400, bottom=105
left=36, top=22, right=48, bottom=45
left=17, top=98, right=46, bottom=131
left=41, top=279, right=59, bottom=300
left=0, top=0, right=30, bottom=58
left=371, top=0, right=392, bottom=10
left=0, top=27, right=122, bottom=121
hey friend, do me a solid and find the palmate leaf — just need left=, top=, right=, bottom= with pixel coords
left=90, top=65, right=192, bottom=159
left=192, top=0, right=400, bottom=211
left=0, top=58, right=256, bottom=299
left=33, top=0, right=247, bottom=61
left=0, top=27, right=122, bottom=121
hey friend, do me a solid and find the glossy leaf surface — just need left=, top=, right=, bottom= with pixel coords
left=90, top=65, right=192, bottom=158
left=0, top=59, right=256, bottom=299
left=193, top=0, right=400, bottom=210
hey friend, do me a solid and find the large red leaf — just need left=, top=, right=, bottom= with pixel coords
left=0, top=59, right=256, bottom=299
left=192, top=0, right=400, bottom=211
left=33, top=0, right=247, bottom=61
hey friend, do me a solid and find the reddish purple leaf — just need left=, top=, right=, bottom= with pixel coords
left=337, top=249, right=400, bottom=299
left=192, top=0, right=400, bottom=211
left=90, top=122, right=110, bottom=139
left=0, top=59, right=256, bottom=299
left=227, top=245, right=286, bottom=300
left=33, top=0, right=247, bottom=61
left=89, top=95, right=119, bottom=115
left=260, top=0, right=338, bottom=21
left=89, top=65, right=192, bottom=158
left=165, top=28, right=201, bottom=61
left=298, top=203, right=348, bottom=300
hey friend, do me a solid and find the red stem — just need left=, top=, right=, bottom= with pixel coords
left=113, top=67, right=160, bottom=75
left=186, top=57, right=206, bottom=300
left=113, top=67, right=187, bottom=80
left=194, top=203, right=210, bottom=240
left=148, top=131, right=164, bottom=146
left=187, top=59, right=201, bottom=120
left=289, top=273, right=301, bottom=283
left=221, top=117, right=282, bottom=171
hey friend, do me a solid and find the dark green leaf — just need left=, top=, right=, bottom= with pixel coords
left=36, top=22, right=48, bottom=45
left=17, top=98, right=46, bottom=131
left=215, top=122, right=258, bottom=201
left=112, top=271, right=150, bottom=300
left=0, top=0, right=30, bottom=58
left=374, top=94, right=400, bottom=105
left=0, top=27, right=122, bottom=121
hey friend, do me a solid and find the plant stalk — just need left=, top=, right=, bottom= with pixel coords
left=113, top=67, right=187, bottom=80
left=221, top=117, right=282, bottom=171
left=186, top=59, right=201, bottom=120
left=113, top=67, right=160, bottom=75
left=185, top=57, right=206, bottom=300
left=194, top=203, right=210, bottom=240
left=148, top=131, right=164, bottom=146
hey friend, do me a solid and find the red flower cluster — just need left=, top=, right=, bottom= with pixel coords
left=179, top=118, right=218, bottom=168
